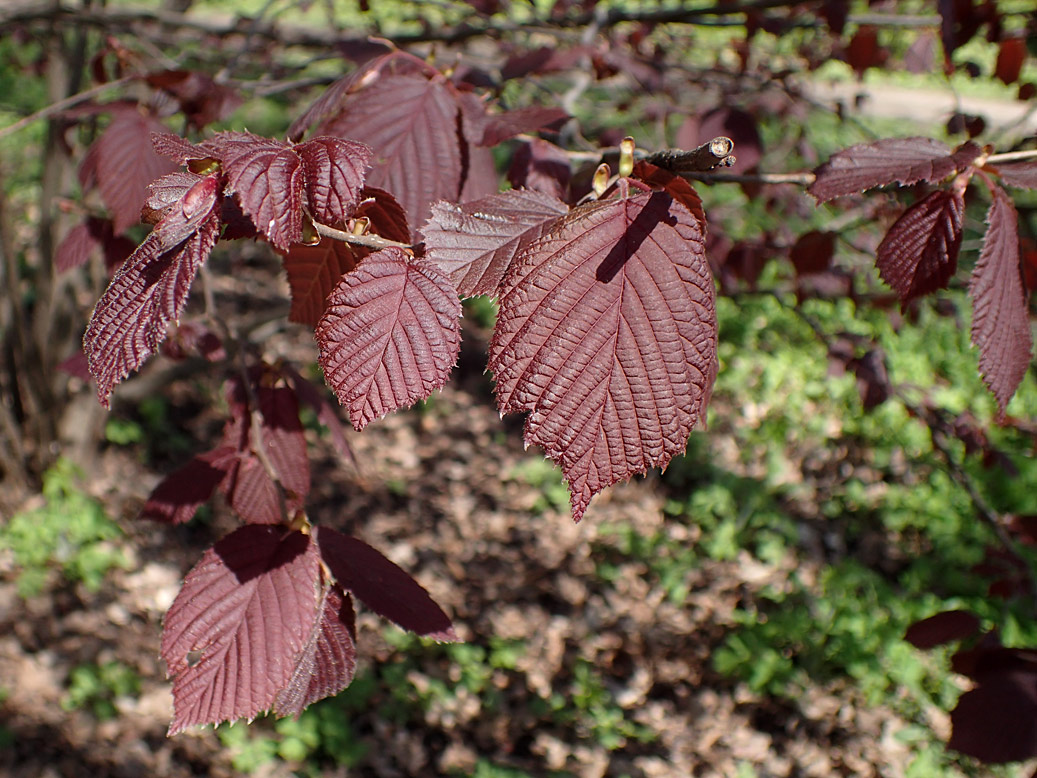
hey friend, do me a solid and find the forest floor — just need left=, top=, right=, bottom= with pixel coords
left=1, top=253, right=951, bottom=778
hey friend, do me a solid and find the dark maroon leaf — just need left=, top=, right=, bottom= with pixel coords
left=789, top=230, right=837, bottom=276
left=423, top=189, right=569, bottom=297
left=314, top=527, right=457, bottom=641
left=316, top=247, right=461, bottom=430
left=476, top=106, right=569, bottom=147
left=55, top=217, right=135, bottom=274
left=949, top=671, right=1037, bottom=763
left=355, top=187, right=411, bottom=244
left=84, top=175, right=221, bottom=407
left=141, top=447, right=237, bottom=525
left=282, top=239, right=361, bottom=328
left=876, top=189, right=964, bottom=305
left=79, top=109, right=179, bottom=234
left=273, top=579, right=357, bottom=717
left=201, top=131, right=303, bottom=251
left=969, top=185, right=1032, bottom=418
left=162, top=527, right=321, bottom=734
left=507, top=138, right=572, bottom=200
left=314, top=72, right=463, bottom=238
left=58, top=350, right=91, bottom=381
left=489, top=186, right=717, bottom=521
left=994, top=161, right=1037, bottom=190
left=150, top=132, right=208, bottom=166
left=161, top=320, right=225, bottom=362
left=145, top=70, right=242, bottom=129
left=905, top=610, right=982, bottom=649
left=630, top=161, right=707, bottom=225
left=846, top=25, right=887, bottom=76
left=295, top=136, right=372, bottom=225
left=809, top=137, right=974, bottom=202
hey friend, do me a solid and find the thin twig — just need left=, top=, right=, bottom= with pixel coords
left=312, top=221, right=413, bottom=252
left=0, top=75, right=135, bottom=140
left=986, top=149, right=1037, bottom=165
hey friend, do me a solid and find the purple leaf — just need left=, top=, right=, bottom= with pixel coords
left=876, top=189, right=964, bottom=305
left=83, top=174, right=221, bottom=407
left=316, top=247, right=461, bottom=430
left=314, top=527, right=457, bottom=641
left=994, top=161, right=1037, bottom=190
left=969, top=185, right=1033, bottom=418
left=282, top=238, right=361, bottom=328
left=162, top=527, right=321, bottom=734
left=809, top=138, right=979, bottom=202
left=273, top=580, right=357, bottom=717
left=295, top=136, right=372, bottom=225
left=54, top=217, right=135, bottom=274
left=423, top=189, right=569, bottom=297
left=489, top=186, right=717, bottom=521
left=905, top=610, right=982, bottom=649
left=141, top=446, right=237, bottom=525
left=507, top=138, right=572, bottom=200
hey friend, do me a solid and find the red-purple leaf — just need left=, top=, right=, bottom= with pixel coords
left=355, top=187, right=411, bottom=244
left=789, top=230, right=837, bottom=276
left=295, top=136, right=371, bottom=225
left=273, top=580, right=357, bottom=717
left=145, top=70, right=242, bottom=129
left=54, top=217, right=135, bottom=274
left=475, top=106, right=569, bottom=147
left=314, top=527, right=457, bottom=641
left=876, top=189, right=964, bottom=305
left=79, top=109, right=178, bottom=234
left=507, top=138, right=572, bottom=200
left=316, top=247, right=461, bottom=430
left=315, top=73, right=462, bottom=237
left=630, top=161, right=706, bottom=225
left=141, top=447, right=237, bottom=524
left=162, top=527, right=321, bottom=734
left=282, top=364, right=354, bottom=465
left=969, top=185, right=1033, bottom=418
left=994, top=161, right=1037, bottom=190
left=423, top=189, right=569, bottom=297
left=283, top=239, right=362, bottom=328
left=150, top=132, right=208, bottom=166
left=995, top=37, right=1026, bottom=85
left=809, top=137, right=977, bottom=202
left=201, top=131, right=303, bottom=251
left=905, top=610, right=982, bottom=649
left=84, top=176, right=221, bottom=407
left=489, top=186, right=717, bottom=521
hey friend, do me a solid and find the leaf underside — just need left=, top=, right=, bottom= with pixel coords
left=969, top=186, right=1033, bottom=418
left=876, top=189, right=964, bottom=305
left=489, top=186, right=718, bottom=521
left=316, top=247, right=461, bottom=430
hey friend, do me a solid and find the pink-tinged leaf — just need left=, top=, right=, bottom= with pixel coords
left=283, top=239, right=362, bottom=328
left=460, top=142, right=500, bottom=204
left=316, top=247, right=461, bottom=430
left=295, top=136, right=372, bottom=225
left=809, top=137, right=977, bottom=202
left=423, top=189, right=569, bottom=297
left=142, top=171, right=206, bottom=224
left=84, top=182, right=221, bottom=407
left=314, top=527, right=457, bottom=641
left=489, top=187, right=718, bottom=521
left=220, top=377, right=310, bottom=524
left=507, top=138, right=572, bottom=200
left=994, top=162, right=1037, bottom=190
left=316, top=73, right=462, bottom=238
left=201, top=131, right=303, bottom=251
left=141, top=446, right=237, bottom=524
left=273, top=580, right=357, bottom=717
left=876, top=190, right=964, bottom=305
left=79, top=110, right=179, bottom=234
left=905, top=610, right=981, bottom=649
left=55, top=217, right=135, bottom=274
left=162, top=527, right=321, bottom=734
left=969, top=186, right=1033, bottom=418
left=475, top=106, right=569, bottom=147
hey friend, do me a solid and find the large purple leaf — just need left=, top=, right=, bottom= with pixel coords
left=273, top=580, right=357, bottom=717
left=140, top=446, right=237, bottom=525
left=489, top=186, right=718, bottom=521
left=316, top=73, right=462, bottom=238
left=295, top=136, right=371, bottom=225
left=423, top=189, right=569, bottom=297
left=282, top=238, right=361, bottom=328
left=315, top=247, right=461, bottom=430
left=79, top=108, right=178, bottom=234
left=84, top=173, right=221, bottom=407
left=162, top=527, right=321, bottom=734
left=314, top=526, right=456, bottom=641
left=809, top=138, right=979, bottom=202
left=969, top=185, right=1033, bottom=418
left=876, top=189, right=964, bottom=305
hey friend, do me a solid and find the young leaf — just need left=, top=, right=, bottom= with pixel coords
left=316, top=247, right=461, bottom=430
left=993, top=161, right=1037, bottom=190
left=423, top=189, right=569, bottom=297
left=162, top=527, right=321, bottom=734
left=808, top=137, right=979, bottom=202
left=969, top=185, right=1033, bottom=418
left=294, top=136, right=372, bottom=225
left=876, top=189, right=964, bottom=305
left=314, top=527, right=457, bottom=641
left=314, top=73, right=463, bottom=237
left=79, top=108, right=178, bottom=234
left=140, top=446, right=237, bottom=525
left=273, top=580, right=357, bottom=717
left=84, top=173, right=222, bottom=407
left=489, top=186, right=717, bottom=521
